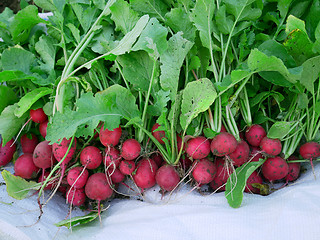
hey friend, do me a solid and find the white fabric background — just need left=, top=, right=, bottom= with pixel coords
left=0, top=163, right=320, bottom=240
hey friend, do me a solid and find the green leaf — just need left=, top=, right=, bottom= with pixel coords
left=284, top=29, right=315, bottom=65
left=35, top=35, right=57, bottom=73
left=299, top=55, right=320, bottom=92
left=160, top=32, right=193, bottom=100
left=0, top=105, right=28, bottom=145
left=1, top=170, right=38, bottom=200
left=180, top=78, right=216, bottom=130
left=1, top=47, right=36, bottom=74
left=248, top=48, right=301, bottom=84
left=258, top=39, right=296, bottom=68
left=148, top=90, right=170, bottom=116
left=165, top=7, right=196, bottom=42
left=131, top=0, right=169, bottom=22
left=47, top=86, right=141, bottom=143
left=117, top=51, right=157, bottom=91
left=33, top=0, right=58, bottom=12
left=0, top=86, right=17, bottom=114
left=9, top=5, right=46, bottom=43
left=66, top=23, right=81, bottom=44
left=224, top=0, right=262, bottom=21
left=132, top=17, right=168, bottom=56
left=225, top=159, right=266, bottom=208
left=297, top=93, right=308, bottom=109
left=110, top=0, right=140, bottom=35
left=168, top=91, right=182, bottom=129
left=71, top=4, right=97, bottom=33
left=285, top=15, right=307, bottom=34
left=90, top=25, right=116, bottom=54
left=267, top=121, right=292, bottom=140
left=14, top=87, right=53, bottom=118
left=203, top=128, right=219, bottom=139
left=216, top=4, right=233, bottom=35
left=191, top=0, right=215, bottom=50
left=278, top=0, right=293, bottom=18
left=55, top=211, right=99, bottom=229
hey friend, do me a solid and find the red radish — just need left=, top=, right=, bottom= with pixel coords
left=151, top=123, right=166, bottom=144
left=121, top=139, right=141, bottom=161
left=192, top=158, right=216, bottom=184
left=107, top=168, right=125, bottom=184
left=85, top=173, right=113, bottom=200
left=80, top=146, right=103, bottom=169
left=245, top=124, right=266, bottom=147
left=262, top=156, right=289, bottom=181
left=185, top=136, right=210, bottom=160
left=33, top=141, right=55, bottom=169
left=66, top=188, right=86, bottom=206
left=285, top=156, right=301, bottom=182
left=210, top=158, right=233, bottom=191
left=260, top=137, right=282, bottom=156
left=244, top=171, right=263, bottom=193
left=150, top=153, right=163, bottom=168
left=119, top=160, right=136, bottom=175
left=104, top=147, right=121, bottom=168
left=39, top=120, right=48, bottom=138
left=250, top=146, right=263, bottom=162
left=30, top=108, right=47, bottom=123
left=299, top=142, right=320, bottom=160
left=99, top=125, right=122, bottom=147
left=14, top=153, right=39, bottom=179
left=67, top=167, right=89, bottom=189
left=38, top=171, right=55, bottom=190
left=133, top=158, right=158, bottom=189
left=210, top=132, right=238, bottom=156
left=220, top=124, right=227, bottom=132
left=229, top=140, right=250, bottom=167
left=156, top=165, right=180, bottom=191
left=20, top=133, right=38, bottom=154
left=0, top=138, right=16, bottom=167
left=52, top=138, right=77, bottom=165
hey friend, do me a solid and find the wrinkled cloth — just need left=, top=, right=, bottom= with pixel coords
left=0, top=163, right=319, bottom=240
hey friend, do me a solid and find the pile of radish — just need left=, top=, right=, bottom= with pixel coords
left=0, top=0, right=320, bottom=230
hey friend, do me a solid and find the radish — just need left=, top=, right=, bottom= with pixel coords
left=209, top=158, right=233, bottom=191
left=14, top=153, right=39, bottom=179
left=66, top=188, right=86, bottom=206
left=299, top=141, right=320, bottom=160
left=107, top=168, right=125, bottom=184
left=244, top=171, right=263, bottom=193
left=104, top=147, right=121, bottom=168
left=33, top=141, right=55, bottom=169
left=80, top=146, right=103, bottom=169
left=228, top=140, right=250, bottom=167
left=151, top=123, right=166, bottom=144
left=192, top=158, right=216, bottom=185
left=261, top=156, right=289, bottom=181
left=39, top=120, right=48, bottom=138
left=0, top=138, right=16, bottom=167
left=156, top=165, right=180, bottom=191
left=52, top=138, right=77, bottom=166
left=67, top=167, right=89, bottom=189
left=99, top=125, right=122, bottom=147
left=150, top=153, right=163, bottom=168
left=249, top=146, right=263, bottom=162
left=245, top=124, right=266, bottom=147
left=260, top=137, right=282, bottom=156
left=30, top=108, right=47, bottom=123
left=133, top=158, right=158, bottom=189
left=85, top=173, right=113, bottom=200
left=210, top=132, right=238, bottom=156
left=20, top=133, right=38, bottom=154
left=285, top=156, right=301, bottom=182
left=85, top=172, right=113, bottom=218
left=119, top=160, right=136, bottom=175
left=121, top=139, right=141, bottom=161
left=185, top=136, right=210, bottom=160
